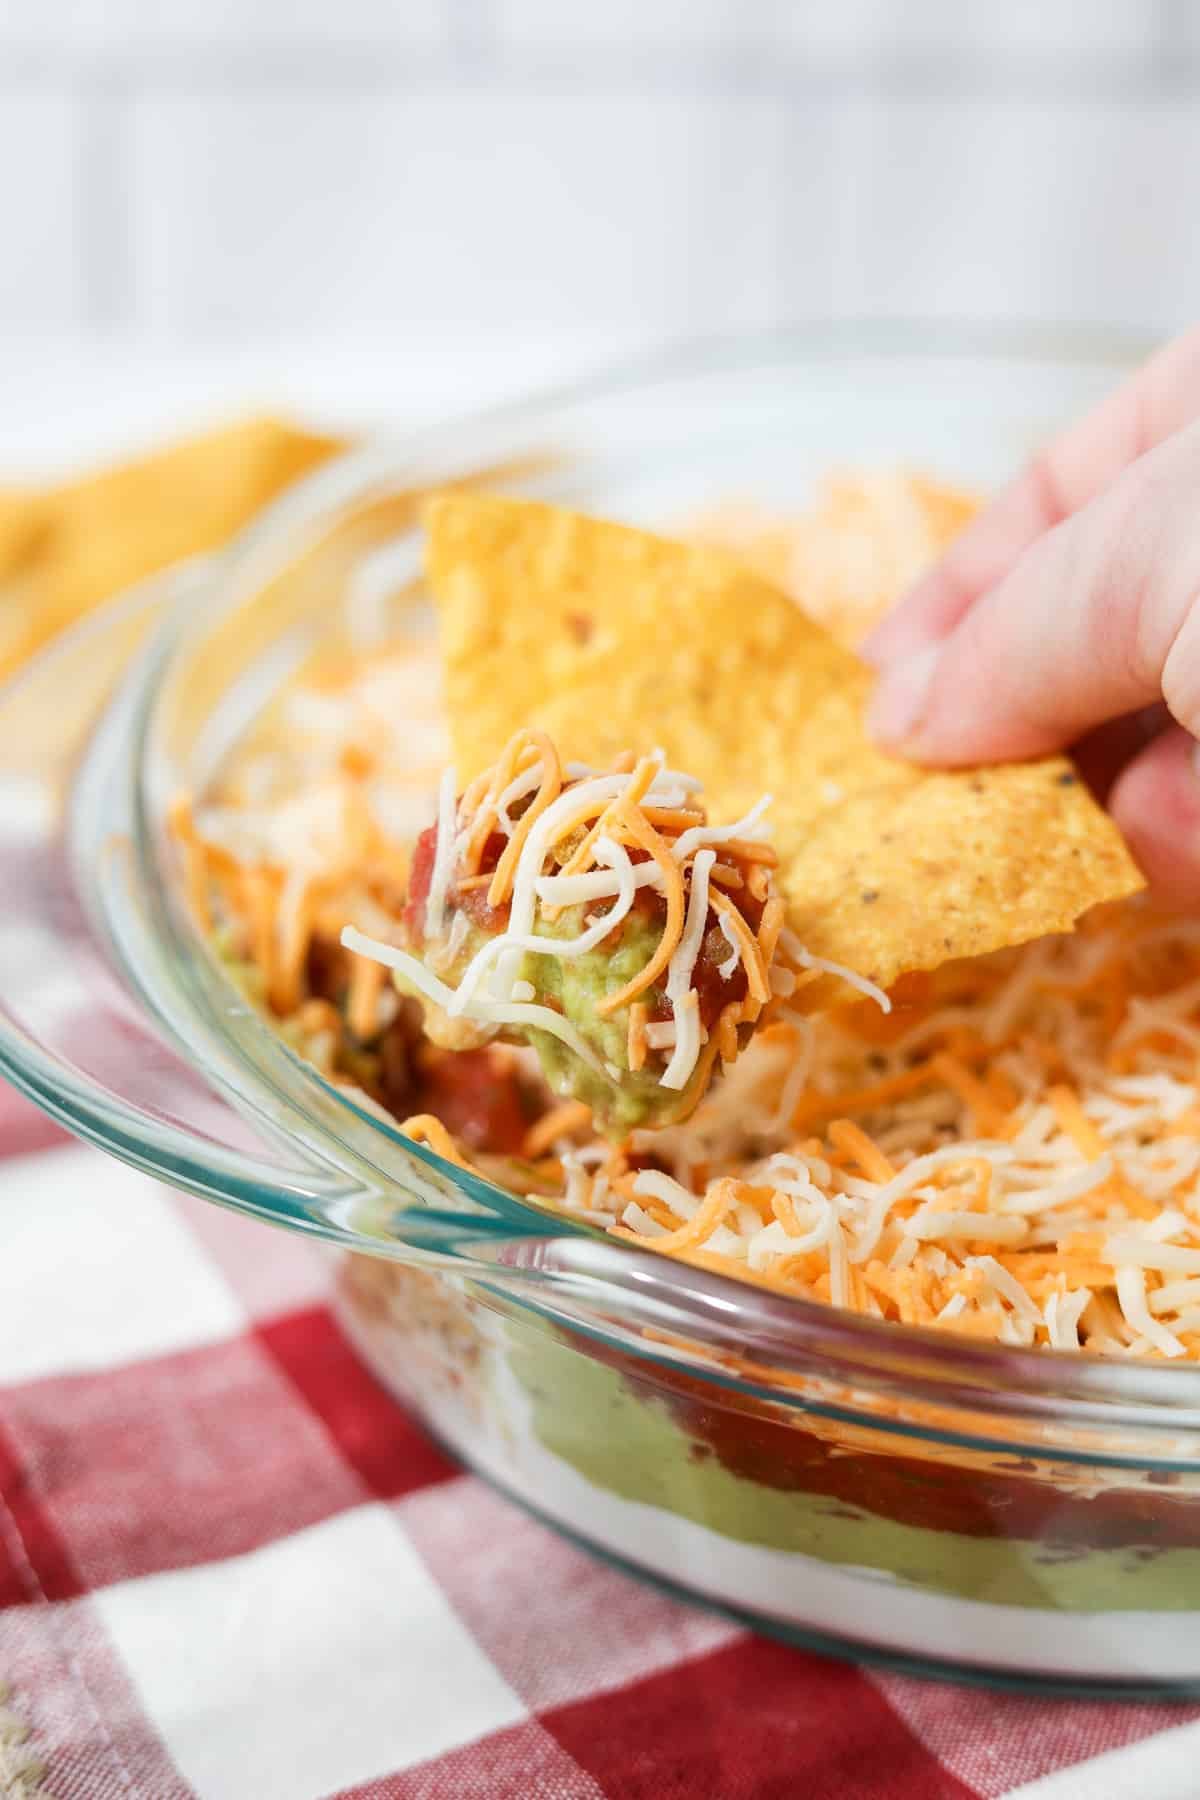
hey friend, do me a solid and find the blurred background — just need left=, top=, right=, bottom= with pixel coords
left=0, top=0, right=1196, bottom=471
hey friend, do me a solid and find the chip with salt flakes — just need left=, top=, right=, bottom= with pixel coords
left=426, top=493, right=1143, bottom=997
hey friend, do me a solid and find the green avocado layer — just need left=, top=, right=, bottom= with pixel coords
left=511, top=1333, right=1200, bottom=1613
left=523, top=906, right=711, bottom=1134
left=409, top=903, right=708, bottom=1136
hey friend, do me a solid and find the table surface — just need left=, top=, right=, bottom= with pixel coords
left=5, top=1085, right=1200, bottom=1800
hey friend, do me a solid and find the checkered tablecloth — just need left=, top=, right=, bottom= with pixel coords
left=2, top=1083, right=1199, bottom=1799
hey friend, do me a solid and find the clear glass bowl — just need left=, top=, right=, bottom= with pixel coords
left=5, top=323, right=1200, bottom=1698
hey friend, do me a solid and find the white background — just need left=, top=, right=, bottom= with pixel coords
left=0, top=0, right=1195, bottom=465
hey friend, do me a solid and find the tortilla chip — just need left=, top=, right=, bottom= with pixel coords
left=426, top=494, right=1143, bottom=993
left=0, top=417, right=345, bottom=682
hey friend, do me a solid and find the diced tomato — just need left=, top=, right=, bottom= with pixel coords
left=645, top=914, right=749, bottom=1030
left=693, top=922, right=749, bottom=1028
left=403, top=822, right=438, bottom=941
left=457, top=831, right=510, bottom=933
left=376, top=1000, right=535, bottom=1153
left=416, top=1049, right=532, bottom=1153
left=405, top=821, right=511, bottom=939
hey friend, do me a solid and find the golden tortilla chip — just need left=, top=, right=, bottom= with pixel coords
left=426, top=494, right=1143, bottom=993
left=0, top=417, right=345, bottom=681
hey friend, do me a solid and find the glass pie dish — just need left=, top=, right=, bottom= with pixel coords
left=4, top=323, right=1200, bottom=1699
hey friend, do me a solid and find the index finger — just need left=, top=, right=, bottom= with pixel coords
left=862, top=323, right=1200, bottom=667
left=867, top=419, right=1200, bottom=766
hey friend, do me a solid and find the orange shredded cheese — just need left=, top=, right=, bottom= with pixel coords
left=1049, top=1084, right=1108, bottom=1160
left=273, top=876, right=319, bottom=1014
left=486, top=731, right=563, bottom=907
left=709, top=888, right=770, bottom=1008
left=557, top=753, right=660, bottom=890
left=462, top=733, right=535, bottom=875
left=347, top=952, right=386, bottom=1042
left=930, top=1051, right=1012, bottom=1135
left=397, top=1114, right=478, bottom=1171
left=616, top=1176, right=742, bottom=1252
left=828, top=1119, right=897, bottom=1184
left=717, top=1004, right=740, bottom=1065
left=522, top=1100, right=594, bottom=1160
left=594, top=805, right=686, bottom=1019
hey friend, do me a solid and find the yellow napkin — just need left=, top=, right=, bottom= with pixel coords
left=0, top=416, right=346, bottom=680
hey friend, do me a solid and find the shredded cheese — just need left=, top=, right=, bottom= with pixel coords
left=780, top=928, right=893, bottom=1014
left=423, top=766, right=458, bottom=943
left=554, top=902, right=1200, bottom=1359
left=661, top=991, right=703, bottom=1091
left=340, top=923, right=610, bottom=1077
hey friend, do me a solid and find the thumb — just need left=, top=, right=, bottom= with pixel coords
left=1107, top=724, right=1200, bottom=903
left=866, top=420, right=1200, bottom=766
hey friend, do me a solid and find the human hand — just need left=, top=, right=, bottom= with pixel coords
left=863, top=325, right=1200, bottom=900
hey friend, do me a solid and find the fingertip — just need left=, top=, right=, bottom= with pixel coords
left=860, top=568, right=963, bottom=668
left=1108, top=726, right=1200, bottom=904
left=865, top=625, right=1063, bottom=767
left=865, top=644, right=942, bottom=751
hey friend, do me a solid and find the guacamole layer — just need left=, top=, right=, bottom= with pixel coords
left=410, top=904, right=712, bottom=1136
left=511, top=1330, right=1200, bottom=1614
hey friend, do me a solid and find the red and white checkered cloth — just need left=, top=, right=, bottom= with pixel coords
left=2, top=1083, right=1198, bottom=1799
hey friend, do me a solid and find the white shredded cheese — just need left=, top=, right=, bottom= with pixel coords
left=447, top=836, right=637, bottom=1019
left=662, top=849, right=717, bottom=1090
left=339, top=924, right=609, bottom=1077
left=1045, top=1288, right=1091, bottom=1350
left=534, top=863, right=667, bottom=906
left=423, top=765, right=458, bottom=943
left=1106, top=1239, right=1200, bottom=1275
left=632, top=1168, right=701, bottom=1217
left=495, top=761, right=545, bottom=832
left=426, top=906, right=470, bottom=975
left=966, top=1255, right=1041, bottom=1322
left=781, top=932, right=892, bottom=1014
left=907, top=1210, right=1026, bottom=1245
left=671, top=796, right=772, bottom=863
left=1115, top=1265, right=1186, bottom=1358
left=716, top=909, right=743, bottom=980
left=660, top=992, right=703, bottom=1092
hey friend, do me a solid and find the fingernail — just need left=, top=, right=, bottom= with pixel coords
left=866, top=643, right=941, bottom=749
